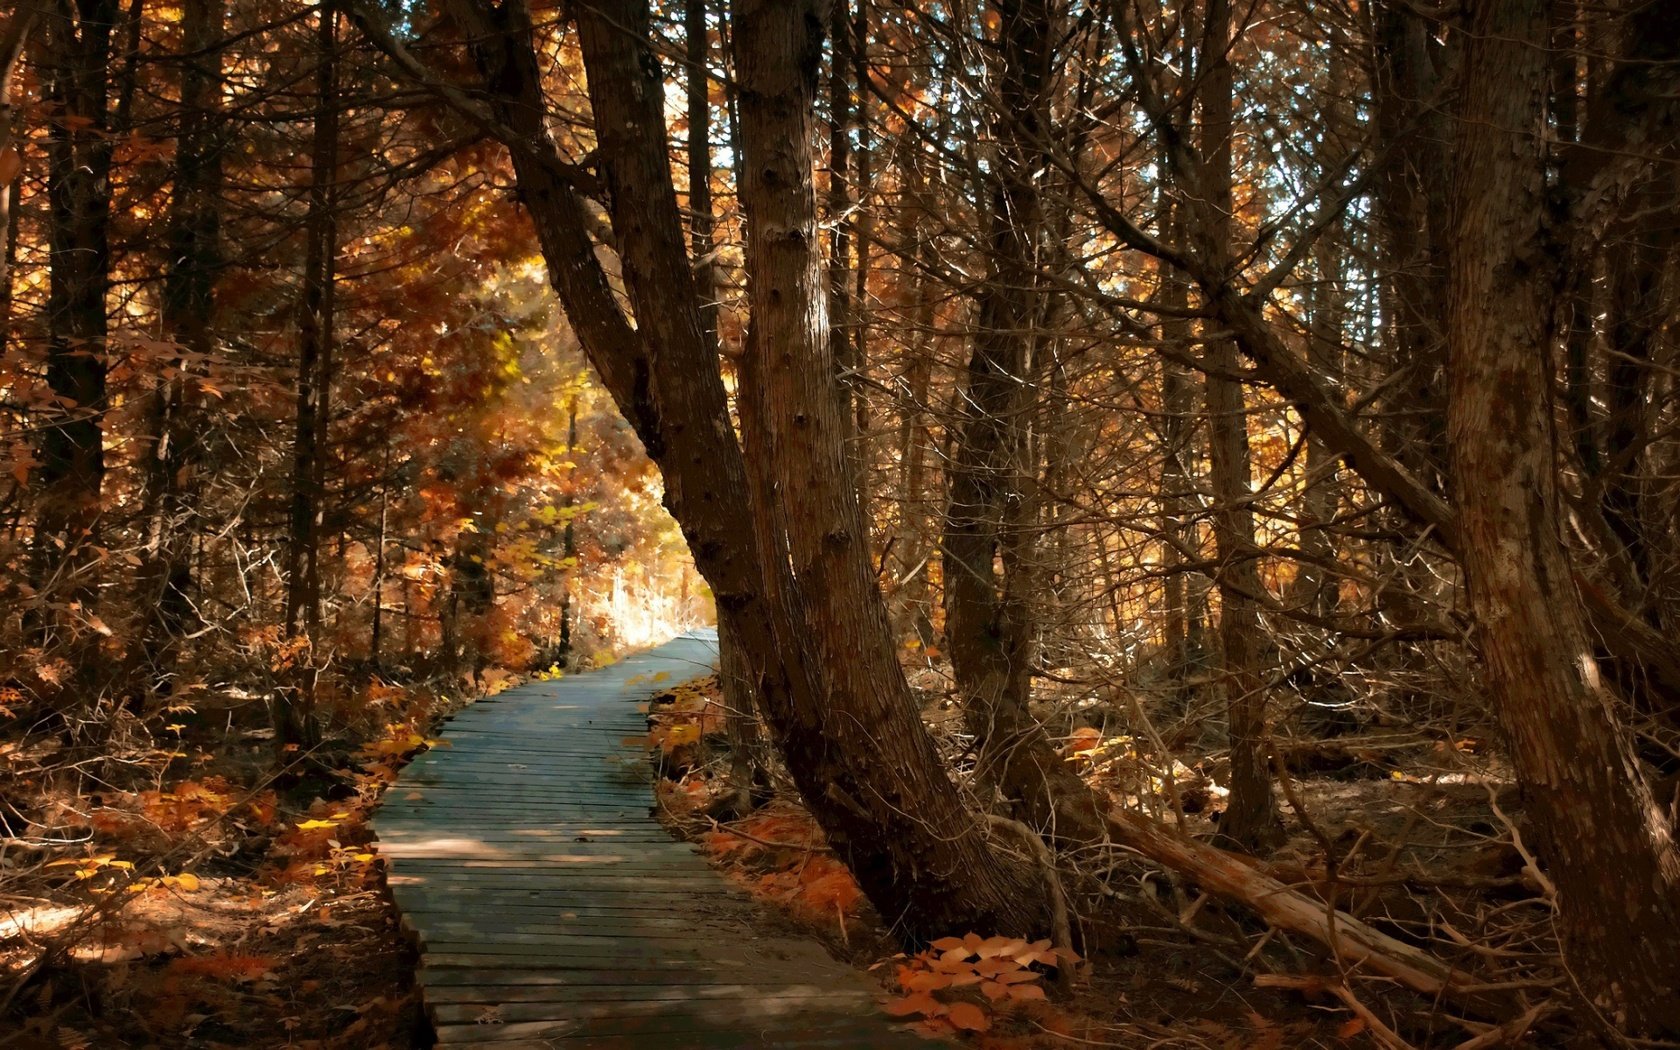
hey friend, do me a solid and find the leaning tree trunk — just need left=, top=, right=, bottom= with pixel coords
left=727, top=0, right=1045, bottom=937
left=1447, top=0, right=1680, bottom=1033
left=428, top=0, right=1047, bottom=941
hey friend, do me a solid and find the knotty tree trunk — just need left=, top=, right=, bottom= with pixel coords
left=1446, top=1, right=1680, bottom=1031
left=425, top=0, right=1047, bottom=941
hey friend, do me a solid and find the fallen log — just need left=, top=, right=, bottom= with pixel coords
left=976, top=715, right=1493, bottom=1012
left=1101, top=803, right=1478, bottom=1003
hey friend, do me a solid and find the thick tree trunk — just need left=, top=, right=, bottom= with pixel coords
left=728, top=0, right=1044, bottom=937
left=1447, top=1, right=1680, bottom=1032
left=434, top=0, right=1046, bottom=941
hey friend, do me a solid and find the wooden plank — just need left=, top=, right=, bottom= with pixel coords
left=421, top=982, right=864, bottom=1005
left=433, top=1018, right=921, bottom=1048
left=429, top=994, right=878, bottom=1025
left=374, top=630, right=937, bottom=1049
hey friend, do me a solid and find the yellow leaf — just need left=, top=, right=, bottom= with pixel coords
left=172, top=873, right=201, bottom=891
left=295, top=819, right=339, bottom=831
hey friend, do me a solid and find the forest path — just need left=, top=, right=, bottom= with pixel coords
left=372, top=629, right=927, bottom=1048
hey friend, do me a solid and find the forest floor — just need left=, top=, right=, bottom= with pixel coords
left=4, top=658, right=1571, bottom=1049
left=0, top=672, right=483, bottom=1049
left=650, top=671, right=1572, bottom=1050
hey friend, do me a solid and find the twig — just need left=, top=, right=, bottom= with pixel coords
left=985, top=814, right=1076, bottom=990
left=1450, top=1001, right=1557, bottom=1049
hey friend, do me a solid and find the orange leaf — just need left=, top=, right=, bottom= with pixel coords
left=977, top=936, right=1028, bottom=959
left=904, top=971, right=953, bottom=993
left=1065, top=727, right=1102, bottom=754
left=883, top=992, right=944, bottom=1018
left=946, top=1002, right=991, bottom=1032
left=1337, top=1017, right=1367, bottom=1040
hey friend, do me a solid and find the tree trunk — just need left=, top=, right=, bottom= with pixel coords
left=685, top=0, right=719, bottom=352
left=33, top=0, right=117, bottom=657
left=1447, top=1, right=1680, bottom=1032
left=687, top=0, right=764, bottom=810
left=728, top=0, right=1045, bottom=937
left=0, top=7, right=33, bottom=300
left=942, top=0, right=1052, bottom=823
left=139, top=0, right=222, bottom=683
left=1370, top=0, right=1451, bottom=492
left=279, top=0, right=340, bottom=748
left=433, top=0, right=1047, bottom=940
left=1598, top=185, right=1674, bottom=599
left=1196, top=0, right=1277, bottom=850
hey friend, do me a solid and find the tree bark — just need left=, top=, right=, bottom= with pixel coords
left=279, top=0, right=340, bottom=747
left=1195, top=0, right=1277, bottom=850
left=139, top=0, right=223, bottom=681
left=33, top=0, right=118, bottom=654
left=1370, top=0, right=1451, bottom=491
left=1447, top=0, right=1680, bottom=1032
left=943, top=0, right=1048, bottom=818
left=728, top=0, right=1045, bottom=936
left=0, top=7, right=34, bottom=298
left=426, top=0, right=1047, bottom=941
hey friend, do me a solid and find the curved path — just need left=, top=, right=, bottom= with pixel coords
left=372, top=630, right=927, bottom=1048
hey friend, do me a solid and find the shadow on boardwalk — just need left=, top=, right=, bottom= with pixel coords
left=373, top=630, right=931, bottom=1048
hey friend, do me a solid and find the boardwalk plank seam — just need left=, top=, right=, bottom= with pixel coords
left=372, top=630, right=930, bottom=1048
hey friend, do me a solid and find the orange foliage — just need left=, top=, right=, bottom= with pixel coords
left=881, top=934, right=1076, bottom=1038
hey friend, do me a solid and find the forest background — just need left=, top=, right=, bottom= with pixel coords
left=3, top=0, right=1680, bottom=1046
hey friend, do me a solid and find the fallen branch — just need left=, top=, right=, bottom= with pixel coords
left=1104, top=803, right=1486, bottom=1009
left=1449, top=1001, right=1557, bottom=1049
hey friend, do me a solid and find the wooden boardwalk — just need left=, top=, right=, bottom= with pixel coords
left=373, top=630, right=929, bottom=1048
